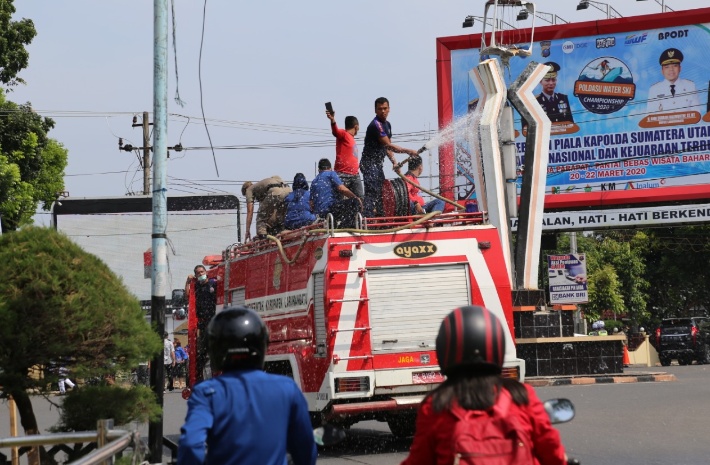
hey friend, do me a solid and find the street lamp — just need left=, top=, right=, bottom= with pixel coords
left=462, top=15, right=516, bottom=31
left=516, top=9, right=569, bottom=24
left=636, top=0, right=675, bottom=13
left=576, top=0, right=623, bottom=19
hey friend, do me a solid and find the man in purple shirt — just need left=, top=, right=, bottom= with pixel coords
left=360, top=97, right=419, bottom=217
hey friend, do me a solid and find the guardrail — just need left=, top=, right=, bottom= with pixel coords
left=0, top=419, right=144, bottom=465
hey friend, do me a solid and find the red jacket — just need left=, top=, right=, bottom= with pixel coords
left=400, top=383, right=566, bottom=465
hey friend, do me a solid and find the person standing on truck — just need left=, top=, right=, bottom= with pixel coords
left=326, top=109, right=364, bottom=199
left=185, top=265, right=216, bottom=383
left=403, top=155, right=445, bottom=215
left=284, top=173, right=317, bottom=230
left=401, top=305, right=567, bottom=465
left=177, top=306, right=317, bottom=465
left=241, top=176, right=292, bottom=241
left=360, top=97, right=419, bottom=218
left=311, top=158, right=362, bottom=228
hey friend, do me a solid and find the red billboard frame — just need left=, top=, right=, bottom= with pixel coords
left=436, top=8, right=710, bottom=210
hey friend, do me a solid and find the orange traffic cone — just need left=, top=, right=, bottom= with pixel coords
left=623, top=345, right=631, bottom=367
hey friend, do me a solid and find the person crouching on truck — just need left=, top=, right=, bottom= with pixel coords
left=404, top=155, right=444, bottom=215
left=241, top=176, right=292, bottom=241
left=177, top=306, right=317, bottom=465
left=400, top=306, right=568, bottom=465
left=310, top=158, right=362, bottom=228
left=284, top=173, right=317, bottom=230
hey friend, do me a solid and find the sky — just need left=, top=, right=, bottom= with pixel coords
left=10, top=0, right=705, bottom=231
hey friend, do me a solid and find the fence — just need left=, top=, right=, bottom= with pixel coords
left=0, top=419, right=143, bottom=465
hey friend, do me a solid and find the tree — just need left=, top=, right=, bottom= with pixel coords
left=0, top=92, right=68, bottom=231
left=642, top=225, right=710, bottom=323
left=0, top=0, right=37, bottom=88
left=0, top=227, right=162, bottom=464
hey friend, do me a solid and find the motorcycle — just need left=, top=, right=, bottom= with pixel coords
left=544, top=398, right=580, bottom=465
left=314, top=398, right=580, bottom=464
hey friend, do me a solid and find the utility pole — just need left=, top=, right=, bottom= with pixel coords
left=130, top=112, right=153, bottom=195
left=149, top=0, right=168, bottom=461
left=142, top=112, right=151, bottom=195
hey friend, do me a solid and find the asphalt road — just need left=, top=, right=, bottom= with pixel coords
left=3, top=364, right=710, bottom=464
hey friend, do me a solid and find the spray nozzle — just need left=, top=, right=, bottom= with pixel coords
left=416, top=146, right=427, bottom=155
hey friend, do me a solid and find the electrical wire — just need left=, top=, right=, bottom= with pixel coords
left=198, top=0, right=219, bottom=177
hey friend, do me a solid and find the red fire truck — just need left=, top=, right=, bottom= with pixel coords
left=191, top=212, right=525, bottom=436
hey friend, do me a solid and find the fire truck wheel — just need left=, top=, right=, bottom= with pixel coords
left=309, top=412, right=323, bottom=429
left=386, top=412, right=417, bottom=438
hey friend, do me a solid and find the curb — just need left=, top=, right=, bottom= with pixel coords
left=526, top=372, right=677, bottom=387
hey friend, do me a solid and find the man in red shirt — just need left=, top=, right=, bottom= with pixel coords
left=404, top=156, right=444, bottom=215
left=326, top=109, right=363, bottom=199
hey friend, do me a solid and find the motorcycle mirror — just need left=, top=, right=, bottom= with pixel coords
left=313, top=424, right=346, bottom=446
left=543, top=398, right=575, bottom=424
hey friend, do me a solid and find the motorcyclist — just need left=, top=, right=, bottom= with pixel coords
left=400, top=305, right=568, bottom=465
left=177, top=306, right=317, bottom=465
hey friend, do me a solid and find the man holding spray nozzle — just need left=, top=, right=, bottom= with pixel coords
left=360, top=97, right=421, bottom=217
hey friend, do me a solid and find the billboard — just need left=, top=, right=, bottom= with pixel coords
left=547, top=253, right=588, bottom=304
left=53, top=195, right=240, bottom=301
left=436, top=8, right=710, bottom=210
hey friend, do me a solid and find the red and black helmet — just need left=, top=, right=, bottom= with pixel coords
left=436, top=306, right=506, bottom=375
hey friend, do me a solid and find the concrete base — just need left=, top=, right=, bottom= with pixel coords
left=516, top=335, right=627, bottom=377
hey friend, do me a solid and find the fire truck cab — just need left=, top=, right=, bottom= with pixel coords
left=207, top=212, right=525, bottom=436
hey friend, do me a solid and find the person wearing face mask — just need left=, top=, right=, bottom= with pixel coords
left=186, top=265, right=217, bottom=383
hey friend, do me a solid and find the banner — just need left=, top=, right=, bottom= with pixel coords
left=547, top=253, right=588, bottom=304
left=449, top=20, right=710, bottom=204
left=510, top=202, right=710, bottom=232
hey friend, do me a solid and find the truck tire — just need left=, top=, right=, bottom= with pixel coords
left=700, top=344, right=710, bottom=365
left=386, top=412, right=417, bottom=438
left=659, top=355, right=671, bottom=367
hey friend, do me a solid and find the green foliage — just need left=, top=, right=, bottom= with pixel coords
left=584, top=264, right=625, bottom=322
left=52, top=385, right=161, bottom=432
left=0, top=0, right=36, bottom=87
left=642, top=225, right=710, bottom=322
left=546, top=231, right=648, bottom=324
left=0, top=92, right=67, bottom=231
left=0, top=227, right=162, bottom=395
left=602, top=319, right=624, bottom=333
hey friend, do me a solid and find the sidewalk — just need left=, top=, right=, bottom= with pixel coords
left=526, top=366, right=677, bottom=387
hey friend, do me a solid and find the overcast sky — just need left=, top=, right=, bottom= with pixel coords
left=11, top=0, right=703, bottom=229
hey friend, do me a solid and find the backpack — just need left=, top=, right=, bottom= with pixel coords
left=451, top=389, right=533, bottom=465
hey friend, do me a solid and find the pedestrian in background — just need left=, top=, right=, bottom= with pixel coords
left=164, top=332, right=176, bottom=392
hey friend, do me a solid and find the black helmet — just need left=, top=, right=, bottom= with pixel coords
left=208, top=306, right=268, bottom=372
left=436, top=305, right=505, bottom=375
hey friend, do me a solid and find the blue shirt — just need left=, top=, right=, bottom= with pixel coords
left=284, top=189, right=316, bottom=229
left=177, top=369, right=317, bottom=465
left=361, top=116, right=392, bottom=166
left=310, top=170, right=343, bottom=216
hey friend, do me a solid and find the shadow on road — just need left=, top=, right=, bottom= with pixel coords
left=317, top=427, right=412, bottom=459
